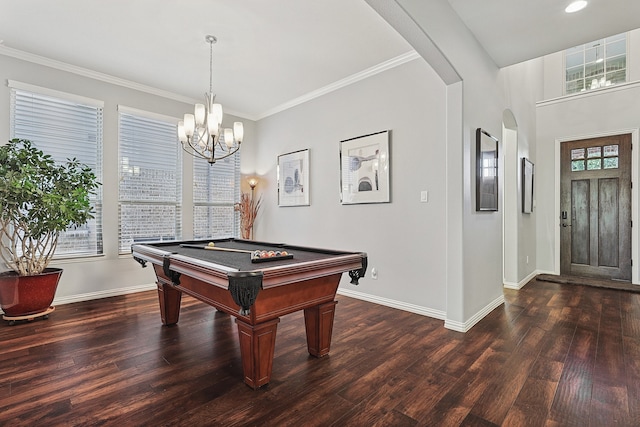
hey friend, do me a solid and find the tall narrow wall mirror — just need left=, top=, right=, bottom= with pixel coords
left=476, top=128, right=499, bottom=211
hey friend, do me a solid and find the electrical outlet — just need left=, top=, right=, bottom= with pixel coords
left=371, top=268, right=378, bottom=279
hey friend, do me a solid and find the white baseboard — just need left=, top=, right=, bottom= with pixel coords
left=52, top=283, right=157, bottom=306
left=339, top=288, right=507, bottom=333
left=4, top=282, right=505, bottom=335
left=337, top=288, right=446, bottom=320
left=444, top=293, right=505, bottom=333
left=503, top=269, right=539, bottom=290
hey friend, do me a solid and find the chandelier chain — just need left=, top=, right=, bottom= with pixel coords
left=209, top=38, right=214, bottom=95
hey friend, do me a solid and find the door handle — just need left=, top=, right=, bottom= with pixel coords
left=562, top=223, right=571, bottom=227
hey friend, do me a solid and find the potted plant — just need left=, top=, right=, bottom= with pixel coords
left=0, top=138, right=100, bottom=320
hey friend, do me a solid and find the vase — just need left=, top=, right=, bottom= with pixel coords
left=241, top=225, right=253, bottom=240
left=0, top=268, right=62, bottom=317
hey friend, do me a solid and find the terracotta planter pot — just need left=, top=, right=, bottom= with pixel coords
left=0, top=268, right=62, bottom=317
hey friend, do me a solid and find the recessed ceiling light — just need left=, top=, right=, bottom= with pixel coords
left=565, top=1, right=588, bottom=13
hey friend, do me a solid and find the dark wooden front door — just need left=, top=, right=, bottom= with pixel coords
left=560, top=134, right=631, bottom=281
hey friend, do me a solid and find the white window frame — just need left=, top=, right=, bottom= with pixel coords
left=117, top=106, right=182, bottom=254
left=564, top=33, right=628, bottom=95
left=192, top=149, right=241, bottom=240
left=8, top=80, right=104, bottom=259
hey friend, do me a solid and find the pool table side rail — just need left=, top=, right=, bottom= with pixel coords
left=132, top=243, right=366, bottom=290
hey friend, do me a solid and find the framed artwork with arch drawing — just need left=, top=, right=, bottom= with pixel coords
left=340, top=130, right=390, bottom=205
left=277, top=149, right=310, bottom=206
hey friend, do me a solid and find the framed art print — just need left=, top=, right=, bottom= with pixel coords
left=340, top=130, right=390, bottom=204
left=277, top=149, right=309, bottom=206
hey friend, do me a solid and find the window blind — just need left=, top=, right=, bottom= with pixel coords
left=118, top=111, right=182, bottom=253
left=9, top=86, right=104, bottom=257
left=193, top=145, right=240, bottom=239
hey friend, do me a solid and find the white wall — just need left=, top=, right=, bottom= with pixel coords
left=501, top=59, right=545, bottom=286
left=393, top=0, right=508, bottom=328
left=254, top=58, right=449, bottom=315
left=537, top=31, right=640, bottom=282
left=0, top=53, right=255, bottom=303
left=536, top=84, right=640, bottom=281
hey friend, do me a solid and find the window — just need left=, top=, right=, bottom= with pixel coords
left=193, top=148, right=240, bottom=239
left=571, top=145, right=619, bottom=172
left=118, top=107, right=182, bottom=253
left=565, top=33, right=627, bottom=94
left=9, top=81, right=104, bottom=257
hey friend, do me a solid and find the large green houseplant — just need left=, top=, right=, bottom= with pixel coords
left=0, top=138, right=100, bottom=319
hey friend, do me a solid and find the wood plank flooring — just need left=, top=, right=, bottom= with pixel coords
left=1, top=278, right=639, bottom=426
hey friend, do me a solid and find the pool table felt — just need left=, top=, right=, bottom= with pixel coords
left=156, top=240, right=343, bottom=271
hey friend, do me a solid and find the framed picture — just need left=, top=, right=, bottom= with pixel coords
left=475, top=128, right=499, bottom=211
left=277, top=149, right=309, bottom=206
left=522, top=157, right=534, bottom=213
left=340, top=130, right=390, bottom=204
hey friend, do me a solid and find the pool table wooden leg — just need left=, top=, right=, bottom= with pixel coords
left=304, top=300, right=338, bottom=357
left=157, top=281, right=182, bottom=325
left=235, top=318, right=280, bottom=389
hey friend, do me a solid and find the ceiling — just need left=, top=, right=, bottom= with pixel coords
left=1, top=0, right=639, bottom=121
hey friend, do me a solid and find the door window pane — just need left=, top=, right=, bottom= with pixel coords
left=587, top=159, right=602, bottom=170
left=571, top=148, right=585, bottom=160
left=604, top=145, right=618, bottom=156
left=572, top=160, right=586, bottom=171
left=604, top=157, right=619, bottom=169
left=587, top=147, right=602, bottom=158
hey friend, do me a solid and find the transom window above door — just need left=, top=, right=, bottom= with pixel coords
left=565, top=33, right=627, bottom=94
left=571, top=145, right=619, bottom=171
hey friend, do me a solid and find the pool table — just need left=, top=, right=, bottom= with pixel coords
left=132, top=238, right=367, bottom=389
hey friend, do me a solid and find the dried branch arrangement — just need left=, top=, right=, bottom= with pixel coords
left=235, top=193, right=262, bottom=239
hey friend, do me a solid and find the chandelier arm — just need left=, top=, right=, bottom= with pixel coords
left=181, top=141, right=209, bottom=160
left=193, top=129, right=212, bottom=151
left=210, top=146, right=240, bottom=162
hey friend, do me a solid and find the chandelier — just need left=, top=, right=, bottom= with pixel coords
left=178, top=35, right=243, bottom=164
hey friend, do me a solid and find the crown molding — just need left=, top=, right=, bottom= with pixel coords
left=255, top=50, right=420, bottom=120
left=0, top=45, right=197, bottom=106
left=1, top=45, right=420, bottom=123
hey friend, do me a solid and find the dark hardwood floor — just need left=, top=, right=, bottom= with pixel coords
left=1, top=278, right=639, bottom=426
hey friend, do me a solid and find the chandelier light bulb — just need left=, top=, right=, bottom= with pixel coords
left=207, top=113, right=218, bottom=135
left=183, top=114, right=195, bottom=137
left=178, top=121, right=187, bottom=142
left=194, top=104, right=206, bottom=126
left=234, top=122, right=244, bottom=144
left=211, top=103, right=223, bottom=125
left=224, top=128, right=234, bottom=149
